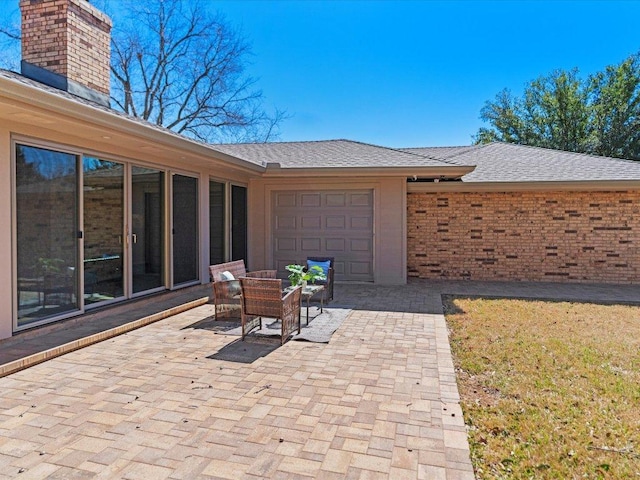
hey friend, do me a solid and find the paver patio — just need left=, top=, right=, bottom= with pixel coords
left=0, top=280, right=638, bottom=479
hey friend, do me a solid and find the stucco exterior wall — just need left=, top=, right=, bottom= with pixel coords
left=248, top=176, right=407, bottom=285
left=0, top=128, right=13, bottom=340
left=407, top=190, right=640, bottom=284
left=376, top=178, right=406, bottom=284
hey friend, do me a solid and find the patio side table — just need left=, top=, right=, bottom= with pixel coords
left=285, top=284, right=324, bottom=325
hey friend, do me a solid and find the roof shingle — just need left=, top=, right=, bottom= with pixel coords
left=213, top=139, right=463, bottom=169
left=403, top=143, right=640, bottom=182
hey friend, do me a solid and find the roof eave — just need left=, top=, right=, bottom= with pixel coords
left=262, top=165, right=475, bottom=178
left=0, top=74, right=266, bottom=175
left=407, top=179, right=640, bottom=193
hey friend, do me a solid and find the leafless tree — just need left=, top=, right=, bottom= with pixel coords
left=0, top=25, right=19, bottom=41
left=0, top=0, right=284, bottom=143
left=0, top=3, right=21, bottom=71
left=110, top=0, right=284, bottom=143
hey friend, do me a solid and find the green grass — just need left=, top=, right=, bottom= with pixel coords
left=444, top=296, right=640, bottom=479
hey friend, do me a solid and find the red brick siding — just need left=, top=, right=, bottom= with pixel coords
left=20, top=0, right=112, bottom=95
left=407, top=190, right=640, bottom=284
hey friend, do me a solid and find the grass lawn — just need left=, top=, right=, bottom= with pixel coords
left=444, top=296, right=640, bottom=479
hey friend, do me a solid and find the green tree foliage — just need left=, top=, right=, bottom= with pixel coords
left=476, top=53, right=640, bottom=161
left=590, top=54, right=640, bottom=159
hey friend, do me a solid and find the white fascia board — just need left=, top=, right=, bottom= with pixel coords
left=407, top=180, right=640, bottom=193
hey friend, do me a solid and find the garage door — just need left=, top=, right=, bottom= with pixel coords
left=272, top=190, right=374, bottom=282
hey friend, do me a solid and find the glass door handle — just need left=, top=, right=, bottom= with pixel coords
left=132, top=233, right=138, bottom=244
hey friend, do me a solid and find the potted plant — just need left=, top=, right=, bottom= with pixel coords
left=285, top=264, right=326, bottom=287
left=34, top=257, right=64, bottom=277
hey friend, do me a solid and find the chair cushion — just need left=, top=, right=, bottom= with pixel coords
left=220, top=271, right=240, bottom=296
left=220, top=270, right=235, bottom=281
left=307, top=260, right=331, bottom=277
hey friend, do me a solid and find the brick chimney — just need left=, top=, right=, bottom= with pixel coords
left=20, top=0, right=112, bottom=107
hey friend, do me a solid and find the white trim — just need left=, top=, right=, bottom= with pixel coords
left=407, top=180, right=640, bottom=193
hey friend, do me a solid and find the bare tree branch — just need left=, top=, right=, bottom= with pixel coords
left=0, top=26, right=19, bottom=41
left=0, top=0, right=284, bottom=142
left=109, top=0, right=283, bottom=143
left=0, top=5, right=21, bottom=71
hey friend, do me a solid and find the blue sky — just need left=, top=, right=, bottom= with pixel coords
left=2, top=1, right=639, bottom=147
left=211, top=0, right=640, bottom=147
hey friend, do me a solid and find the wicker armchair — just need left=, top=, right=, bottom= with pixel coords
left=239, top=278, right=302, bottom=345
left=209, top=260, right=276, bottom=319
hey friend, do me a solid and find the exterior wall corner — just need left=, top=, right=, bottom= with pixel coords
left=375, top=177, right=407, bottom=285
left=0, top=129, right=13, bottom=339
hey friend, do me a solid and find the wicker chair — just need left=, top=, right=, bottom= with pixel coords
left=306, top=257, right=335, bottom=302
left=239, top=277, right=302, bottom=345
left=209, top=260, right=276, bottom=319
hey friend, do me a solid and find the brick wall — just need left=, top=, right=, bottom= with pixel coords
left=407, top=190, right=640, bottom=284
left=20, top=0, right=112, bottom=95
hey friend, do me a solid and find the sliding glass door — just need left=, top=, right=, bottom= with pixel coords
left=172, top=174, right=198, bottom=285
left=131, top=166, right=165, bottom=294
left=209, top=180, right=226, bottom=265
left=83, top=158, right=125, bottom=306
left=15, top=144, right=79, bottom=326
left=209, top=182, right=247, bottom=265
left=14, top=142, right=208, bottom=331
left=231, top=185, right=247, bottom=262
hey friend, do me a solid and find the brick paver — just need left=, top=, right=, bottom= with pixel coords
left=1, top=279, right=638, bottom=479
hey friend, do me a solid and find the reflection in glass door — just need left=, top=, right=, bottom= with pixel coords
left=231, top=185, right=247, bottom=261
left=131, top=166, right=165, bottom=294
left=209, top=180, right=226, bottom=265
left=15, top=144, right=80, bottom=326
left=172, top=174, right=199, bottom=285
left=83, top=158, right=124, bottom=306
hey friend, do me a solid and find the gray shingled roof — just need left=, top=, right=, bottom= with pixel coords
left=213, top=139, right=463, bottom=169
left=5, top=68, right=640, bottom=182
left=0, top=69, right=196, bottom=143
left=403, top=143, right=640, bottom=182
left=401, top=145, right=481, bottom=162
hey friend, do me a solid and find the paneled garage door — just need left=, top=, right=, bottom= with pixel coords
left=272, top=190, right=374, bottom=282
